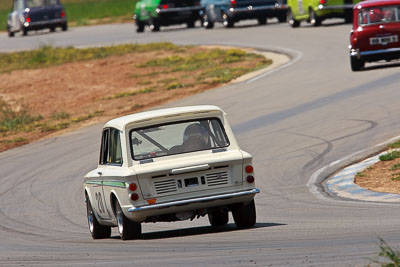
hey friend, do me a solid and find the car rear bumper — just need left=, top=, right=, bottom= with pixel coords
left=228, top=4, right=287, bottom=16
left=129, top=188, right=260, bottom=212
left=317, top=4, right=353, bottom=10
left=350, top=47, right=400, bottom=61
left=126, top=188, right=260, bottom=221
left=24, top=18, right=67, bottom=29
left=156, top=6, right=203, bottom=14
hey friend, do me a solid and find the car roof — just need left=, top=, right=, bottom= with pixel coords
left=355, top=0, right=400, bottom=9
left=104, top=105, right=226, bottom=130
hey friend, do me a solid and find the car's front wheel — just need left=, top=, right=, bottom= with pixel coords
left=20, top=24, right=27, bottom=36
left=115, top=202, right=141, bottom=240
left=350, top=57, right=364, bottom=71
left=288, top=8, right=300, bottom=28
left=232, top=199, right=256, bottom=228
left=208, top=209, right=229, bottom=226
left=86, top=196, right=111, bottom=239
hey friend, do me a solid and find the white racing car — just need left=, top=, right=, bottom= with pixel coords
left=83, top=105, right=260, bottom=240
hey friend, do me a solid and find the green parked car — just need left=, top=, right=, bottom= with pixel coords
left=133, top=0, right=203, bottom=32
left=287, top=0, right=361, bottom=27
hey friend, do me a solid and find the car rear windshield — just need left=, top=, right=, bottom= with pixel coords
left=130, top=118, right=230, bottom=161
left=358, top=5, right=400, bottom=25
left=26, top=0, right=59, bottom=8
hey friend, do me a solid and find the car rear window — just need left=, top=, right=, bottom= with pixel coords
left=358, top=5, right=400, bottom=25
left=26, top=0, right=59, bottom=8
left=130, top=118, right=230, bottom=161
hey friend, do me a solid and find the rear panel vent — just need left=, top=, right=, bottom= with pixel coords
left=154, top=179, right=177, bottom=194
left=206, top=171, right=228, bottom=186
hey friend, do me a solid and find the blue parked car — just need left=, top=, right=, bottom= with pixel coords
left=7, top=0, right=67, bottom=37
left=201, top=0, right=287, bottom=28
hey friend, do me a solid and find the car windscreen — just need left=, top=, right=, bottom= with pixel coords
left=130, top=118, right=230, bottom=161
left=26, top=0, right=59, bottom=8
left=358, top=5, right=400, bottom=25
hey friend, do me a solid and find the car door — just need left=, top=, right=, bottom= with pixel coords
left=96, top=127, right=124, bottom=221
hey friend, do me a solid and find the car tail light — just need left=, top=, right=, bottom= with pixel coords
left=130, top=193, right=139, bottom=201
left=351, top=35, right=358, bottom=47
left=319, top=0, right=326, bottom=4
left=162, top=4, right=168, bottom=9
left=61, top=11, right=65, bottom=17
left=25, top=16, right=31, bottom=23
left=247, top=175, right=255, bottom=183
left=245, top=165, right=254, bottom=173
left=129, top=183, right=137, bottom=191
left=230, top=0, right=236, bottom=7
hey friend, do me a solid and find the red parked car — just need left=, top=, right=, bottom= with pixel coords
left=349, top=0, right=400, bottom=71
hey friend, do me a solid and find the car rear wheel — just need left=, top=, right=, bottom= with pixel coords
left=8, top=29, right=14, bottom=37
left=232, top=199, right=256, bottom=228
left=136, top=20, right=145, bottom=33
left=116, top=202, right=141, bottom=240
left=20, top=25, right=27, bottom=36
left=350, top=57, right=364, bottom=71
left=277, top=14, right=287, bottom=23
left=309, top=9, right=321, bottom=26
left=50, top=27, right=55, bottom=32
left=222, top=12, right=234, bottom=28
left=208, top=209, right=229, bottom=226
left=203, top=13, right=214, bottom=29
left=257, top=17, right=267, bottom=25
left=61, top=23, right=68, bottom=31
left=288, top=8, right=300, bottom=28
left=86, top=196, right=111, bottom=239
left=187, top=19, right=195, bottom=28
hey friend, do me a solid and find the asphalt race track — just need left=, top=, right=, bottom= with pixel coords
left=0, top=20, right=400, bottom=266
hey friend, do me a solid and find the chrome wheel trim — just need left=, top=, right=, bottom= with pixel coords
left=87, top=204, right=94, bottom=233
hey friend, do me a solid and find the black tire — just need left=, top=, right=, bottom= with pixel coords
left=277, top=14, right=287, bottom=23
left=61, top=23, right=68, bottom=31
left=288, top=8, right=300, bottom=28
left=222, top=11, right=234, bottom=28
left=350, top=57, right=364, bottom=71
left=187, top=19, right=195, bottom=28
left=8, top=29, right=14, bottom=37
left=150, top=19, right=160, bottom=32
left=20, top=25, right=27, bottom=36
left=232, top=199, right=256, bottom=228
left=203, top=13, right=214, bottom=29
left=309, top=9, right=321, bottom=26
left=257, top=17, right=267, bottom=25
left=136, top=20, right=145, bottom=33
left=86, top=196, right=111, bottom=239
left=116, top=202, right=141, bottom=240
left=50, top=26, right=55, bottom=32
left=208, top=210, right=229, bottom=226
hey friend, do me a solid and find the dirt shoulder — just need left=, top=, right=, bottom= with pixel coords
left=0, top=45, right=288, bottom=152
left=355, top=153, right=400, bottom=194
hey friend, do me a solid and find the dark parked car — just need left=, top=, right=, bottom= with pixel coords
left=349, top=0, right=400, bottom=71
left=133, top=0, right=203, bottom=32
left=7, top=0, right=67, bottom=37
left=201, top=0, right=287, bottom=29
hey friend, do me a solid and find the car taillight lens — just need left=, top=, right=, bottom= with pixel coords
left=129, top=183, right=137, bottom=191
left=25, top=16, right=31, bottom=23
left=320, top=0, right=326, bottom=4
left=230, top=0, right=236, bottom=6
left=245, top=165, right=254, bottom=173
left=130, top=193, right=139, bottom=201
left=247, top=175, right=255, bottom=183
left=61, top=11, right=65, bottom=17
left=162, top=4, right=168, bottom=9
left=351, top=35, right=358, bottom=47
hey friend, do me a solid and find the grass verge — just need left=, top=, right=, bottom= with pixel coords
left=0, top=43, right=272, bottom=152
left=372, top=237, right=400, bottom=267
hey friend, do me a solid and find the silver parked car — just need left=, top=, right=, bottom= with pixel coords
left=7, top=0, right=67, bottom=37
